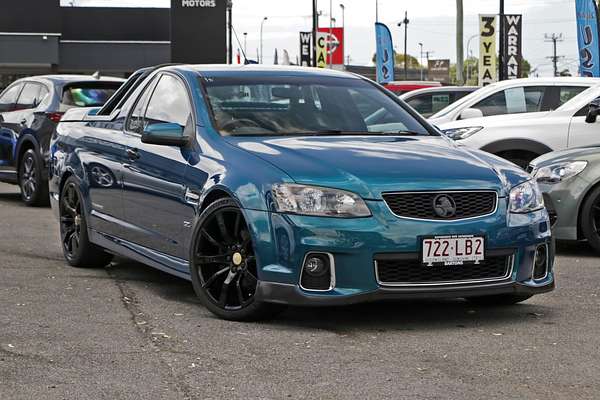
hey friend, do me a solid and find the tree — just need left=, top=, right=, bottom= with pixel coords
left=372, top=52, right=421, bottom=67
left=451, top=56, right=533, bottom=85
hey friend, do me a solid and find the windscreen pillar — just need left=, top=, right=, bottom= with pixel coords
left=170, top=0, right=227, bottom=64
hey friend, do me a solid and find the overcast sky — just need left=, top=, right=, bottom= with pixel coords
left=61, top=0, right=579, bottom=76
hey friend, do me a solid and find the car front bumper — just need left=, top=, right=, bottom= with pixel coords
left=245, top=199, right=555, bottom=306
left=538, top=176, right=590, bottom=241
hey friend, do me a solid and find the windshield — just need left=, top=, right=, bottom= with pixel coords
left=202, top=76, right=432, bottom=136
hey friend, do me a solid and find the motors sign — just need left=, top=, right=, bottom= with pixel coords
left=181, top=0, right=216, bottom=6
left=170, top=0, right=226, bottom=63
left=502, top=15, right=523, bottom=79
left=479, top=14, right=497, bottom=86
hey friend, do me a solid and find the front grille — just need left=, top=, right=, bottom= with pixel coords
left=375, top=251, right=512, bottom=285
left=382, top=191, right=497, bottom=220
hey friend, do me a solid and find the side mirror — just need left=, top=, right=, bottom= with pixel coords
left=142, top=123, right=189, bottom=147
left=585, top=100, right=600, bottom=123
left=459, top=108, right=484, bottom=120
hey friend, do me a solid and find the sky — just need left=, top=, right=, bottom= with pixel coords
left=60, top=0, right=580, bottom=77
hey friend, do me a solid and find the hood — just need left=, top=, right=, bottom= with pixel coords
left=531, top=145, right=600, bottom=168
left=437, top=111, right=552, bottom=130
left=226, top=135, right=528, bottom=199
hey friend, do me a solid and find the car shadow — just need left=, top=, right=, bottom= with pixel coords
left=104, top=258, right=554, bottom=332
left=0, top=190, right=23, bottom=205
left=555, top=240, right=597, bottom=258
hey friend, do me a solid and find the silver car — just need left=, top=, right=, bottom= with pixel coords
left=529, top=146, right=600, bottom=253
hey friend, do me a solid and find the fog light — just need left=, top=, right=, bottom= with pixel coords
left=300, top=253, right=334, bottom=291
left=533, top=244, right=548, bottom=280
left=304, top=255, right=329, bottom=277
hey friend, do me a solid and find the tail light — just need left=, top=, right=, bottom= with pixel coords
left=46, top=112, right=64, bottom=123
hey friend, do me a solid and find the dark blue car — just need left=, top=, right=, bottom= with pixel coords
left=49, top=65, right=554, bottom=320
left=0, top=75, right=123, bottom=205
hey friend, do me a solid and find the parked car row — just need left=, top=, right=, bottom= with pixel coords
left=1, top=66, right=597, bottom=322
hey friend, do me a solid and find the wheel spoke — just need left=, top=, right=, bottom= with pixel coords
left=235, top=273, right=244, bottom=305
left=218, top=270, right=236, bottom=306
left=196, top=254, right=229, bottom=264
left=202, top=266, right=229, bottom=289
left=242, top=268, right=258, bottom=283
left=215, top=212, right=233, bottom=244
left=62, top=197, right=77, bottom=216
left=201, top=229, right=221, bottom=248
left=233, top=211, right=241, bottom=240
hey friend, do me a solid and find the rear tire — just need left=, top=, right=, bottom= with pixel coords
left=580, top=186, right=600, bottom=254
left=19, top=149, right=49, bottom=207
left=59, top=176, right=112, bottom=268
left=466, top=294, right=533, bottom=306
left=190, top=198, right=285, bottom=321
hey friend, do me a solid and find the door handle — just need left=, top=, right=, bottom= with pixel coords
left=126, top=148, right=140, bottom=160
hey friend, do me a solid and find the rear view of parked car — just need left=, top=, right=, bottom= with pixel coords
left=0, top=75, right=124, bottom=205
left=400, top=86, right=478, bottom=118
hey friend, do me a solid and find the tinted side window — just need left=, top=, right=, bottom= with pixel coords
left=144, top=75, right=192, bottom=129
left=574, top=96, right=600, bottom=117
left=473, top=86, right=547, bottom=116
left=37, top=85, right=50, bottom=106
left=559, top=86, right=586, bottom=106
left=126, top=77, right=158, bottom=134
left=15, top=83, right=42, bottom=110
left=0, top=84, right=23, bottom=112
left=407, top=94, right=433, bottom=116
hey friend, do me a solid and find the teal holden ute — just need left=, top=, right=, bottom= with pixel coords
left=49, top=65, right=555, bottom=321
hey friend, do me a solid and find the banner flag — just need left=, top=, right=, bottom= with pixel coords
left=576, top=0, right=600, bottom=77
left=316, top=32, right=328, bottom=68
left=317, top=27, right=344, bottom=65
left=479, top=14, right=497, bottom=86
left=375, top=22, right=394, bottom=84
left=502, top=15, right=522, bottom=79
left=299, top=32, right=312, bottom=67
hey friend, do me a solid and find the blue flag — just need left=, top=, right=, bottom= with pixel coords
left=576, top=0, right=600, bottom=77
left=375, top=23, right=395, bottom=84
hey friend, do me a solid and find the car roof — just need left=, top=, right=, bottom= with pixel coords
left=400, top=86, right=479, bottom=99
left=19, top=75, right=125, bottom=84
left=164, top=64, right=364, bottom=79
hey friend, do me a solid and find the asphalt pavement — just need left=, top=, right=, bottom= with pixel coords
left=1, top=182, right=599, bottom=400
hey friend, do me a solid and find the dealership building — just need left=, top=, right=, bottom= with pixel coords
left=0, top=0, right=227, bottom=88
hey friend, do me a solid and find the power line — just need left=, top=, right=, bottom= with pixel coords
left=544, top=33, right=564, bottom=77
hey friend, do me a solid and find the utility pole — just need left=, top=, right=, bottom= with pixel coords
left=398, top=11, right=409, bottom=80
left=456, top=0, right=464, bottom=85
left=545, top=33, right=564, bottom=77
left=329, top=0, right=333, bottom=68
left=260, top=16, right=268, bottom=64
left=418, top=42, right=424, bottom=80
left=313, top=0, right=318, bottom=67
left=227, top=0, right=233, bottom=64
left=340, top=4, right=345, bottom=66
left=498, top=0, right=505, bottom=80
left=376, top=0, right=379, bottom=22
left=243, top=32, right=247, bottom=56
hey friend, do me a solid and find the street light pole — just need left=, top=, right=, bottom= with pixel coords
left=227, top=0, right=233, bottom=64
left=418, top=42, right=423, bottom=80
left=499, top=0, right=505, bottom=80
left=260, top=17, right=268, bottom=64
left=397, top=11, right=409, bottom=80
left=329, top=0, right=333, bottom=68
left=312, top=0, right=318, bottom=67
left=243, top=32, right=247, bottom=56
left=340, top=4, right=345, bottom=66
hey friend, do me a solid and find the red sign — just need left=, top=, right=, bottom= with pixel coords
left=317, top=27, right=344, bottom=65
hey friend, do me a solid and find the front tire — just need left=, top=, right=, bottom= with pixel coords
left=19, top=149, right=49, bottom=207
left=59, top=177, right=113, bottom=268
left=190, top=198, right=285, bottom=321
left=580, top=186, right=600, bottom=254
left=466, top=294, right=533, bottom=306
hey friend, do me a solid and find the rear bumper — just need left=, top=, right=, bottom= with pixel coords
left=256, top=276, right=555, bottom=306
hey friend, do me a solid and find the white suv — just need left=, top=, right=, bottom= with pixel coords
left=429, top=77, right=600, bottom=126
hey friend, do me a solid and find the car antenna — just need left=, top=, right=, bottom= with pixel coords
left=92, top=71, right=101, bottom=80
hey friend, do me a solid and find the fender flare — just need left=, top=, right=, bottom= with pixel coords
left=480, top=139, right=553, bottom=157
left=14, top=131, right=41, bottom=169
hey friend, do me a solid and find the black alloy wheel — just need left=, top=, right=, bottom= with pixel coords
left=19, top=149, right=49, bottom=206
left=190, top=198, right=284, bottom=320
left=581, top=186, right=600, bottom=254
left=59, top=177, right=112, bottom=268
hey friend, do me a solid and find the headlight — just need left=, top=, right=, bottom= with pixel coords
left=272, top=184, right=371, bottom=217
left=509, top=180, right=544, bottom=214
left=533, top=161, right=587, bottom=184
left=442, top=126, right=483, bottom=140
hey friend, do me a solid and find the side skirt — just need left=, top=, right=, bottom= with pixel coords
left=89, top=230, right=192, bottom=281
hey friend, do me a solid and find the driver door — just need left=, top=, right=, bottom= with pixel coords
left=0, top=83, right=23, bottom=171
left=567, top=98, right=600, bottom=148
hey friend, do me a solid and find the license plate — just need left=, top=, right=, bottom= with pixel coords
left=422, top=235, right=485, bottom=266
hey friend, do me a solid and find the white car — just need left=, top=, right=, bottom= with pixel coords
left=438, top=84, right=600, bottom=168
left=429, top=77, right=600, bottom=126
left=400, top=86, right=478, bottom=118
